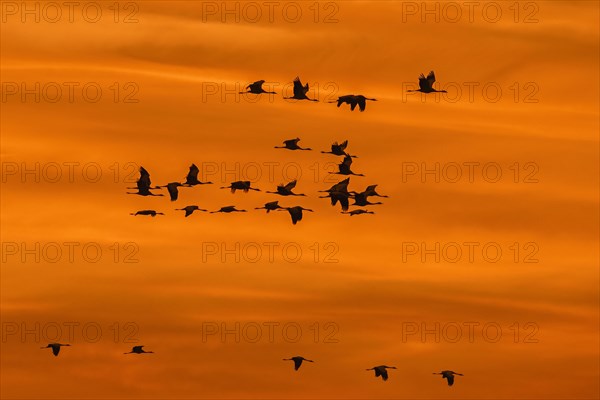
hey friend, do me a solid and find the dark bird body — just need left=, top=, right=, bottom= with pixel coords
left=267, top=180, right=306, bottom=196
left=342, top=209, right=374, bottom=216
left=184, top=164, right=213, bottom=186
left=255, top=201, right=284, bottom=213
left=274, top=138, right=311, bottom=151
left=127, top=167, right=163, bottom=197
left=279, top=206, right=313, bottom=225
left=124, top=345, right=154, bottom=354
left=221, top=181, right=260, bottom=193
left=331, top=94, right=377, bottom=111
left=284, top=77, right=318, bottom=101
left=176, top=205, right=207, bottom=217
left=211, top=206, right=247, bottom=213
left=366, top=365, right=396, bottom=381
left=433, top=370, right=463, bottom=386
left=321, top=140, right=356, bottom=157
left=240, top=80, right=276, bottom=94
left=130, top=210, right=164, bottom=217
left=283, top=356, right=314, bottom=370
left=41, top=343, right=70, bottom=357
left=407, top=71, right=447, bottom=93
left=331, top=155, right=364, bottom=176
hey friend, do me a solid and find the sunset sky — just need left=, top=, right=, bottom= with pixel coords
left=1, top=1, right=599, bottom=399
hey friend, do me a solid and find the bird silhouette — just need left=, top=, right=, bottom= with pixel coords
left=279, top=206, right=313, bottom=225
left=176, top=205, right=207, bottom=217
left=407, top=71, right=447, bottom=93
left=240, top=80, right=276, bottom=94
left=267, top=180, right=306, bottom=196
left=321, top=140, right=357, bottom=158
left=283, top=356, right=314, bottom=370
left=319, top=178, right=351, bottom=194
left=274, top=138, right=312, bottom=151
left=220, top=181, right=260, bottom=193
left=184, top=164, right=213, bottom=186
left=351, top=192, right=383, bottom=207
left=159, top=182, right=183, bottom=201
left=366, top=365, right=396, bottom=381
left=127, top=167, right=164, bottom=197
left=124, top=345, right=154, bottom=354
left=320, top=190, right=350, bottom=212
left=211, top=206, right=247, bottom=213
left=331, top=155, right=364, bottom=176
left=130, top=210, right=164, bottom=217
left=433, top=371, right=463, bottom=386
left=362, top=184, right=388, bottom=198
left=255, top=201, right=284, bottom=213
left=342, top=209, right=374, bottom=216
left=41, top=343, right=70, bottom=357
left=284, top=77, right=318, bottom=101
left=330, top=95, right=377, bottom=111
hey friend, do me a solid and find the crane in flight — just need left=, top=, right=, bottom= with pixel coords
left=160, top=182, right=184, bottom=201
left=130, top=210, right=164, bottom=217
left=210, top=206, right=247, bottom=213
left=351, top=192, right=383, bottom=207
left=267, top=180, right=306, bottom=196
left=321, top=140, right=357, bottom=158
left=330, top=95, right=377, bottom=112
left=433, top=371, right=463, bottom=386
left=41, top=343, right=70, bottom=357
left=284, top=77, right=318, bottom=101
left=127, top=166, right=163, bottom=197
left=240, top=80, right=276, bottom=94
left=342, top=209, right=374, bottom=216
left=184, top=164, right=213, bottom=186
left=176, top=205, right=207, bottom=217
left=274, top=138, right=312, bottom=151
left=366, top=365, right=396, bottom=381
left=362, top=184, right=388, bottom=198
left=319, top=178, right=350, bottom=194
left=255, top=201, right=285, bottom=213
left=220, top=181, right=260, bottom=193
left=331, top=155, right=365, bottom=176
left=279, top=206, right=313, bottom=225
left=407, top=71, right=447, bottom=94
left=124, top=346, right=154, bottom=354
left=283, top=356, right=314, bottom=370
left=320, top=190, right=350, bottom=212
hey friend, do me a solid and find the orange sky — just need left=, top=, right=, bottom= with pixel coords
left=1, top=1, right=599, bottom=399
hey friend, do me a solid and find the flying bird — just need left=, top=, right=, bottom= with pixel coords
left=342, top=209, right=374, bottom=216
left=366, top=365, right=396, bottom=381
left=351, top=192, right=383, bottom=207
left=267, top=180, right=306, bottom=196
left=130, top=210, right=164, bottom=217
left=362, top=184, right=388, bottom=198
left=407, top=71, right=447, bottom=93
left=176, top=205, right=207, bottom=217
left=283, top=356, right=314, bottom=370
left=240, top=80, right=276, bottom=94
left=210, top=206, right=247, bottom=213
left=184, top=164, right=213, bottom=186
left=320, top=190, right=350, bottom=212
left=284, top=77, right=318, bottom=101
left=274, top=138, right=312, bottom=151
left=319, top=178, right=351, bottom=194
left=331, top=155, right=365, bottom=176
left=159, top=182, right=183, bottom=201
left=433, top=371, right=463, bottom=386
left=127, top=166, right=163, bottom=197
left=41, top=343, right=70, bottom=357
left=124, top=345, right=154, bottom=354
left=321, top=140, right=356, bottom=157
left=330, top=94, right=377, bottom=111
left=255, top=201, right=285, bottom=213
left=279, top=206, right=313, bottom=225
left=220, top=181, right=260, bottom=193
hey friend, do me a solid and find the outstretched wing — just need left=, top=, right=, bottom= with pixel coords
left=292, top=77, right=304, bottom=97
left=380, top=368, right=389, bottom=381
left=293, top=358, right=303, bottom=370
left=167, top=184, right=178, bottom=201
left=418, top=73, right=429, bottom=91
left=52, top=345, right=60, bottom=356
left=138, top=167, right=151, bottom=190
left=427, top=71, right=436, bottom=87
left=284, top=180, right=297, bottom=191
left=446, top=374, right=455, bottom=386
left=249, top=80, right=265, bottom=92
left=358, top=97, right=366, bottom=111
left=133, top=346, right=144, bottom=352
left=339, top=140, right=348, bottom=151
left=186, top=164, right=199, bottom=183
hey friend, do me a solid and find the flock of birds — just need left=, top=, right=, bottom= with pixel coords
left=127, top=138, right=388, bottom=225
left=40, top=344, right=462, bottom=386
left=40, top=71, right=464, bottom=391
